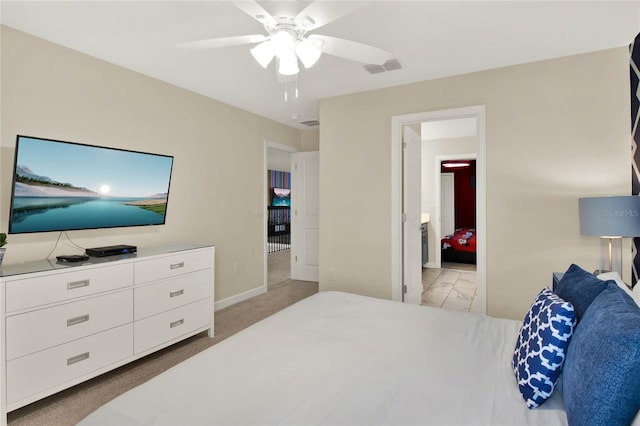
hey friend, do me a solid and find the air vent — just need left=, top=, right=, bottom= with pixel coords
left=383, top=58, right=402, bottom=71
left=300, top=119, right=320, bottom=127
left=364, top=64, right=385, bottom=74
left=364, top=59, right=402, bottom=74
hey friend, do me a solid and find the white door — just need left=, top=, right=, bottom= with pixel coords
left=441, top=172, right=455, bottom=237
left=403, top=126, right=422, bottom=304
left=290, top=151, right=319, bottom=281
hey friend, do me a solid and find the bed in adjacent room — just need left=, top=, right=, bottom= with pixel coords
left=79, top=265, right=640, bottom=426
left=441, top=227, right=476, bottom=264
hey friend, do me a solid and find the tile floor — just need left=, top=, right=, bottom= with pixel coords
left=421, top=266, right=480, bottom=314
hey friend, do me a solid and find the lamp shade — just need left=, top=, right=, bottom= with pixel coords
left=271, top=30, right=296, bottom=56
left=250, top=41, right=275, bottom=68
left=278, top=52, right=299, bottom=75
left=295, top=38, right=322, bottom=68
left=579, top=196, right=640, bottom=237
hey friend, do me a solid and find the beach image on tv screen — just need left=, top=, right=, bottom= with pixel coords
left=9, top=136, right=174, bottom=233
left=272, top=188, right=291, bottom=206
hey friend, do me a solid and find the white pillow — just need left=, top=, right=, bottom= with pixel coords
left=597, top=272, right=640, bottom=306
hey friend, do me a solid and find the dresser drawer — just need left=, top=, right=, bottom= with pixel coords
left=134, top=270, right=212, bottom=320
left=134, top=249, right=212, bottom=284
left=6, top=324, right=133, bottom=406
left=7, top=289, right=133, bottom=360
left=134, top=298, right=212, bottom=354
left=5, top=264, right=134, bottom=313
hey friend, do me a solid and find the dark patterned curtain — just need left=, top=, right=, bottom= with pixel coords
left=631, top=33, right=640, bottom=284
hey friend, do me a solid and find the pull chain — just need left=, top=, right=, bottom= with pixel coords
left=282, top=72, right=300, bottom=102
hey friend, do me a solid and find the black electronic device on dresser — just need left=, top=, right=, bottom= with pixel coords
left=56, top=254, right=90, bottom=263
left=86, top=244, right=137, bottom=257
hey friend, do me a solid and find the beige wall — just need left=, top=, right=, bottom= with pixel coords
left=422, top=136, right=477, bottom=264
left=0, top=26, right=302, bottom=302
left=300, top=128, right=319, bottom=151
left=2, top=25, right=631, bottom=320
left=319, top=47, right=631, bottom=320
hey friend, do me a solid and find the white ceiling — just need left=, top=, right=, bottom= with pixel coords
left=2, top=1, right=638, bottom=130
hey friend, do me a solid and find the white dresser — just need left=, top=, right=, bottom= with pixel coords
left=0, top=243, right=214, bottom=423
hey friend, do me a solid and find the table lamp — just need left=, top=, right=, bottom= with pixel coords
left=579, top=196, right=640, bottom=275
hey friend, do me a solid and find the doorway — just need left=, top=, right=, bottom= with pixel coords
left=434, top=154, right=477, bottom=270
left=264, top=142, right=297, bottom=291
left=391, top=105, right=486, bottom=314
left=423, top=155, right=478, bottom=312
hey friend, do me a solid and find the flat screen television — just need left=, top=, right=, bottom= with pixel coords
left=271, top=187, right=291, bottom=207
left=8, top=135, right=174, bottom=234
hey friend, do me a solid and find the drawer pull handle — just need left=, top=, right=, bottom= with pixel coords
left=67, top=279, right=90, bottom=290
left=170, top=319, right=184, bottom=328
left=170, top=289, right=184, bottom=298
left=67, top=352, right=90, bottom=366
left=67, top=314, right=90, bottom=327
left=170, top=262, right=185, bottom=270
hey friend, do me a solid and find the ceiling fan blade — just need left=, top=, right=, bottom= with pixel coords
left=295, top=1, right=365, bottom=31
left=232, top=1, right=278, bottom=28
left=309, top=35, right=392, bottom=65
left=177, top=35, right=267, bottom=51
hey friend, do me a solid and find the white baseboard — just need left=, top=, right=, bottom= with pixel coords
left=214, top=285, right=266, bottom=311
left=424, top=261, right=438, bottom=268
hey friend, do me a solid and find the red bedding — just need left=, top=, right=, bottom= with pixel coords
left=442, top=228, right=476, bottom=253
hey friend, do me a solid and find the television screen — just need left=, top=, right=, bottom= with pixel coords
left=8, top=135, right=174, bottom=234
left=272, top=187, right=291, bottom=206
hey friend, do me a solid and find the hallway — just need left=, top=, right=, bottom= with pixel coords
left=268, top=249, right=292, bottom=288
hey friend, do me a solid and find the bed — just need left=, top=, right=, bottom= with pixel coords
left=441, top=227, right=476, bottom=264
left=79, top=291, right=570, bottom=425
left=81, top=263, right=640, bottom=426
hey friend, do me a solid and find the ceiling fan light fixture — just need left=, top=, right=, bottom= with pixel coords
left=278, top=52, right=299, bottom=75
left=271, top=29, right=296, bottom=57
left=295, top=38, right=322, bottom=68
left=250, top=40, right=275, bottom=68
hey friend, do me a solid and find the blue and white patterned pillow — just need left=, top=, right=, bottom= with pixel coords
left=512, top=287, right=576, bottom=408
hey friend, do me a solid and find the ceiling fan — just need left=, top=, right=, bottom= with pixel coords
left=178, top=1, right=393, bottom=77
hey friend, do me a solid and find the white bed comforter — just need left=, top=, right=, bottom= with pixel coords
left=79, top=291, right=568, bottom=425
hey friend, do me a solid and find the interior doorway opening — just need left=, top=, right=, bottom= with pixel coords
left=435, top=155, right=477, bottom=271
left=264, top=142, right=297, bottom=292
left=391, top=105, right=486, bottom=314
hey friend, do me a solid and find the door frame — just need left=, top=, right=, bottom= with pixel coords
left=390, top=105, right=486, bottom=314
left=434, top=154, right=477, bottom=269
left=263, top=140, right=298, bottom=292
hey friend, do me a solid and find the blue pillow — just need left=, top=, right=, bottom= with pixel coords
left=555, top=264, right=610, bottom=321
left=512, top=287, right=576, bottom=408
left=562, top=283, right=640, bottom=425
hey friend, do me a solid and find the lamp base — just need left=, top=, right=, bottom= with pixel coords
left=599, top=237, right=622, bottom=276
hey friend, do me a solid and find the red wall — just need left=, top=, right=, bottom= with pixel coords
left=441, top=161, right=476, bottom=229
